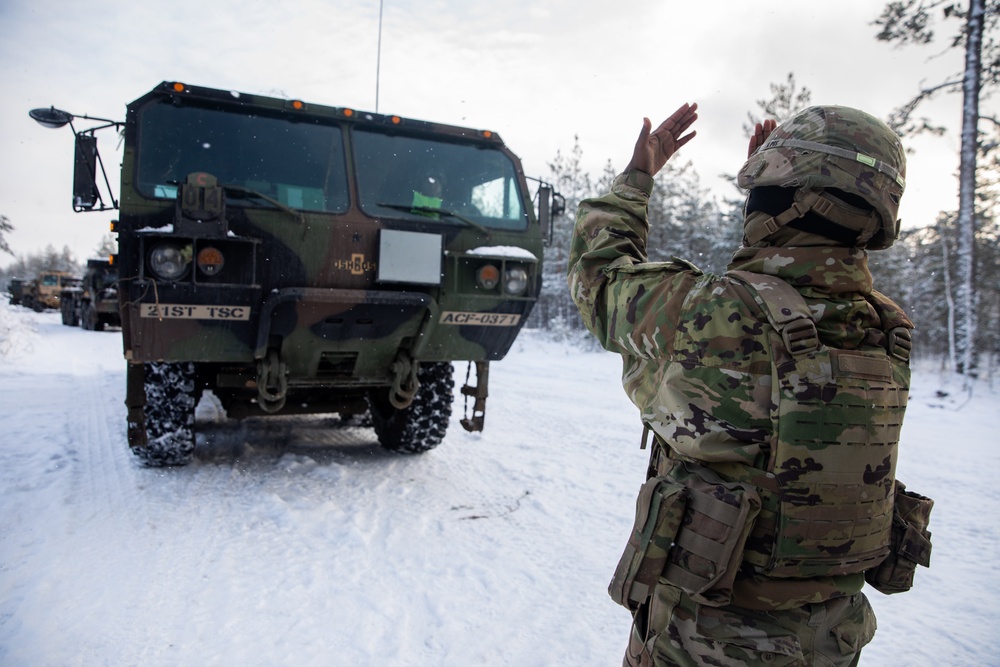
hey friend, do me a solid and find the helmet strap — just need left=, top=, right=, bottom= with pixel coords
left=744, top=189, right=880, bottom=246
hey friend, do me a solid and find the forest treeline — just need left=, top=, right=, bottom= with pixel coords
left=2, top=136, right=997, bottom=376
left=529, top=135, right=1000, bottom=377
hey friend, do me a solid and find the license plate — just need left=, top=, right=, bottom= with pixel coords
left=140, top=304, right=251, bottom=320
left=439, top=311, right=520, bottom=326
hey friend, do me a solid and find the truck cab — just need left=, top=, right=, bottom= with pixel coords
left=33, top=81, right=561, bottom=466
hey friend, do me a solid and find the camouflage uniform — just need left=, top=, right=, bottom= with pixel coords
left=568, top=169, right=913, bottom=666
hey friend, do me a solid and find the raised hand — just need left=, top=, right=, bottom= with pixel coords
left=747, top=119, right=777, bottom=158
left=626, top=103, right=698, bottom=178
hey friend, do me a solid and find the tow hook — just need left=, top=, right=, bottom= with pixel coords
left=389, top=352, right=420, bottom=409
left=257, top=348, right=288, bottom=413
left=460, top=361, right=489, bottom=432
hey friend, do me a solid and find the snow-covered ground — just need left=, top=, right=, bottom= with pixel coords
left=0, top=303, right=997, bottom=666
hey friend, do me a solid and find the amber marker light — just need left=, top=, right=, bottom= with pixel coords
left=291, top=100, right=304, bottom=110
left=172, top=82, right=185, bottom=92
left=391, top=116, right=401, bottom=125
left=197, top=246, right=225, bottom=276
left=476, top=264, right=500, bottom=290
left=482, top=130, right=493, bottom=139
left=343, top=108, right=354, bottom=117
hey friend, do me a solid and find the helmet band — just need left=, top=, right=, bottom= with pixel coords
left=758, top=137, right=906, bottom=189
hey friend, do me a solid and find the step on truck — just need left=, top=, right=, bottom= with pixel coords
left=31, top=81, right=563, bottom=466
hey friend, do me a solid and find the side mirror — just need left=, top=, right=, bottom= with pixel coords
left=536, top=185, right=566, bottom=246
left=538, top=184, right=553, bottom=244
left=28, top=105, right=122, bottom=213
left=73, top=134, right=101, bottom=211
left=551, top=191, right=566, bottom=218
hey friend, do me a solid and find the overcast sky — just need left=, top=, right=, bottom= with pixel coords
left=0, top=0, right=984, bottom=266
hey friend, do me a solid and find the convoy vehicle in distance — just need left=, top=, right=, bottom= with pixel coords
left=31, top=81, right=562, bottom=466
left=7, top=278, right=25, bottom=306
left=60, top=258, right=120, bottom=330
left=16, top=271, right=77, bottom=312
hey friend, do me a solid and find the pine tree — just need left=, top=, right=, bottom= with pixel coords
left=875, top=0, right=1000, bottom=379
left=0, top=215, right=13, bottom=257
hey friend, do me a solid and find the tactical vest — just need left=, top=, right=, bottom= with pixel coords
left=714, top=271, right=913, bottom=579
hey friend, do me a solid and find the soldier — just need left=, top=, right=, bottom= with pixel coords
left=568, top=104, right=934, bottom=666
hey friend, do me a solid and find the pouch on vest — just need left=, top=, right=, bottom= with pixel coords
left=659, top=461, right=762, bottom=607
left=609, top=476, right=689, bottom=612
left=865, top=481, right=934, bottom=594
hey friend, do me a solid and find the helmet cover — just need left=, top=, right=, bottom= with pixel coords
left=737, top=106, right=906, bottom=249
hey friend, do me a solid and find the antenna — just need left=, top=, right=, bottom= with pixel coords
left=376, top=0, right=384, bottom=113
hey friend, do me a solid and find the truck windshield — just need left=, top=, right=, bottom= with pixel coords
left=135, top=101, right=349, bottom=213
left=353, top=129, right=529, bottom=231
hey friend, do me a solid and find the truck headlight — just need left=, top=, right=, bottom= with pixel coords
left=504, top=265, right=529, bottom=295
left=149, top=242, right=191, bottom=281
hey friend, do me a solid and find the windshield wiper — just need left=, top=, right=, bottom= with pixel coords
left=376, top=203, right=492, bottom=239
left=223, top=185, right=305, bottom=225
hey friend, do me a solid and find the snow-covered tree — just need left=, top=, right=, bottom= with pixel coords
left=92, top=233, right=118, bottom=260
left=875, top=0, right=1000, bottom=379
left=0, top=214, right=13, bottom=257
left=528, top=136, right=593, bottom=334
left=742, top=72, right=812, bottom=134
left=1, top=244, right=81, bottom=282
left=647, top=161, right=732, bottom=274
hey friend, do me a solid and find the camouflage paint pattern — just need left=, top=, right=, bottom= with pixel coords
left=110, top=82, right=543, bottom=413
left=625, top=583, right=876, bottom=666
left=568, top=170, right=913, bottom=616
left=737, top=106, right=906, bottom=250
left=721, top=271, right=910, bottom=581
left=609, top=477, right=690, bottom=611
left=864, top=482, right=934, bottom=594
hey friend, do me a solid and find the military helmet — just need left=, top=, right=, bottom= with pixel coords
left=737, top=105, right=906, bottom=250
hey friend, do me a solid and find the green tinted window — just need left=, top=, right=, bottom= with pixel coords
left=135, top=102, right=349, bottom=213
left=353, top=129, right=528, bottom=231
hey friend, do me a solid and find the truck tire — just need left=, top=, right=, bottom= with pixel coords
left=82, top=303, right=104, bottom=331
left=133, top=362, right=198, bottom=467
left=61, top=300, right=78, bottom=326
left=368, top=362, right=454, bottom=453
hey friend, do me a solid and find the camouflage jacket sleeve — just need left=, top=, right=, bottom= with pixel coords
left=567, top=170, right=702, bottom=356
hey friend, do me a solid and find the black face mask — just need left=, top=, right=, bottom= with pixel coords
left=745, top=186, right=865, bottom=246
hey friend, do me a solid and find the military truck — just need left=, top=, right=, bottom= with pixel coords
left=61, top=259, right=120, bottom=330
left=20, top=271, right=76, bottom=312
left=7, top=278, right=25, bottom=306
left=31, top=81, right=562, bottom=466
